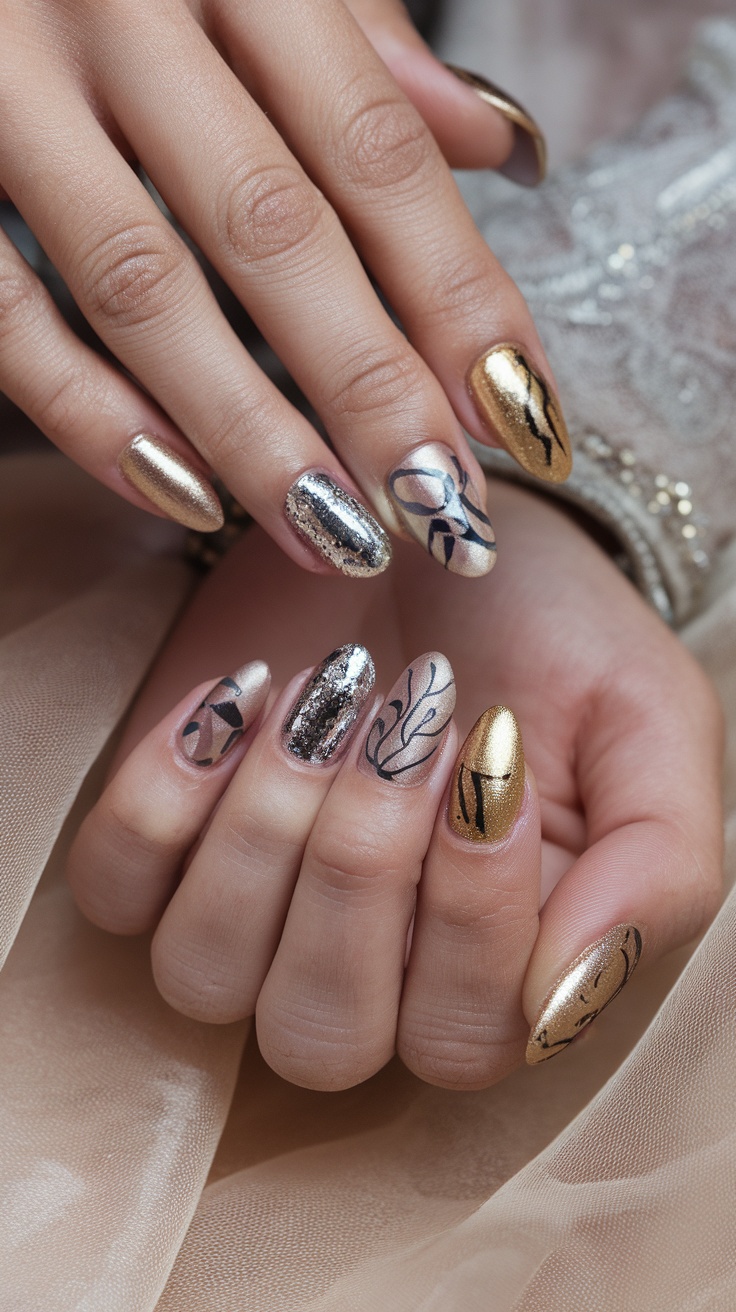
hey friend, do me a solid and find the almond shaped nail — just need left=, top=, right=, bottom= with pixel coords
left=284, top=472, right=391, bottom=578
left=179, top=660, right=271, bottom=767
left=445, top=65, right=547, bottom=187
left=449, top=705, right=524, bottom=843
left=361, top=652, right=455, bottom=786
left=468, top=344, right=572, bottom=484
left=526, top=925, right=643, bottom=1065
left=387, top=443, right=496, bottom=578
left=118, top=435, right=224, bottom=531
left=282, top=644, right=375, bottom=764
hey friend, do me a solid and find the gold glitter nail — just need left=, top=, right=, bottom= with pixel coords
left=118, top=435, right=224, bottom=531
left=284, top=472, right=391, bottom=578
left=526, top=925, right=643, bottom=1065
left=468, top=344, right=572, bottom=484
left=449, top=705, right=524, bottom=843
left=446, top=65, right=547, bottom=187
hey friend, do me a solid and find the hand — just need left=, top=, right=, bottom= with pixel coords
left=0, top=0, right=565, bottom=583
left=66, top=481, right=723, bottom=1088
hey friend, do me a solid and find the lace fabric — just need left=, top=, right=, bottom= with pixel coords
left=462, top=20, right=736, bottom=623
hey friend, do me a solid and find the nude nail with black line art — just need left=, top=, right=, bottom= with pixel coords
left=179, top=661, right=270, bottom=767
left=360, top=653, right=456, bottom=786
left=449, top=705, right=524, bottom=843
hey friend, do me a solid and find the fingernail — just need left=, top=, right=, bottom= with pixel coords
left=360, top=652, right=455, bottom=786
left=445, top=65, right=547, bottom=187
left=387, top=443, right=496, bottom=577
left=179, top=660, right=271, bottom=767
left=526, top=925, right=643, bottom=1065
left=285, top=471, right=391, bottom=578
left=449, top=705, right=524, bottom=843
left=118, top=435, right=224, bottom=531
left=468, top=344, right=572, bottom=484
left=282, top=644, right=375, bottom=764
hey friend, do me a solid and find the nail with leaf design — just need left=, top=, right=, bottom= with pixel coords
left=360, top=653, right=456, bottom=786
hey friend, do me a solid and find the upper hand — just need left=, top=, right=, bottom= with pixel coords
left=66, top=481, right=723, bottom=1089
left=0, top=0, right=565, bottom=581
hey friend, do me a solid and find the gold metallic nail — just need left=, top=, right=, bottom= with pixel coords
left=446, top=65, right=547, bottom=187
left=282, top=644, right=375, bottom=764
left=526, top=925, right=643, bottom=1065
left=179, top=661, right=271, bottom=767
left=285, top=472, right=391, bottom=578
left=468, top=344, right=572, bottom=484
left=387, top=443, right=496, bottom=578
left=449, top=705, right=524, bottom=843
left=361, top=652, right=455, bottom=786
left=117, top=435, right=224, bottom=532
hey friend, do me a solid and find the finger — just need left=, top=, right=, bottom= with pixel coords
left=523, top=647, right=724, bottom=1065
left=256, top=653, right=457, bottom=1090
left=89, top=0, right=496, bottom=577
left=220, top=0, right=570, bottom=485
left=66, top=662, right=271, bottom=934
left=347, top=0, right=546, bottom=181
left=151, top=645, right=375, bottom=1023
left=0, top=226, right=222, bottom=530
left=0, top=76, right=389, bottom=578
left=396, top=705, right=541, bottom=1090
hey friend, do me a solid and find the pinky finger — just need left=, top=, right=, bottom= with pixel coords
left=66, top=661, right=271, bottom=935
left=0, top=226, right=223, bottom=530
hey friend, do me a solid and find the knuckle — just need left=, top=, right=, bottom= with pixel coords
left=79, top=222, right=187, bottom=330
left=152, top=934, right=244, bottom=1024
left=220, top=164, right=325, bottom=266
left=202, top=387, right=280, bottom=478
left=309, top=831, right=411, bottom=906
left=326, top=345, right=424, bottom=420
left=33, top=367, right=93, bottom=437
left=399, top=1010, right=522, bottom=1089
left=0, top=267, right=38, bottom=342
left=338, top=92, right=435, bottom=192
left=416, top=250, right=499, bottom=324
left=257, top=1001, right=378, bottom=1091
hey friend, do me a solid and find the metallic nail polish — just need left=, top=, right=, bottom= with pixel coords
left=526, top=925, right=643, bottom=1065
left=282, top=644, right=375, bottom=764
left=446, top=65, right=547, bottom=187
left=468, top=344, right=573, bottom=484
left=284, top=472, right=391, bottom=578
left=179, top=660, right=271, bottom=767
left=449, top=705, right=524, bottom=843
left=387, top=443, right=496, bottom=578
left=360, top=652, right=455, bottom=786
left=117, top=435, right=224, bottom=531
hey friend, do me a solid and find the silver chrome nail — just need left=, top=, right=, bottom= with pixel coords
left=282, top=644, right=375, bottom=763
left=285, top=472, right=391, bottom=578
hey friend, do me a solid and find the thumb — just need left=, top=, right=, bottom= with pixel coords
left=344, top=0, right=546, bottom=182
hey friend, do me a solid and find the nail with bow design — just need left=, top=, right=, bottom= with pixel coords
left=387, top=443, right=496, bottom=578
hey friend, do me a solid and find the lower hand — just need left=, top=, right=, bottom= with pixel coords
left=66, top=481, right=723, bottom=1088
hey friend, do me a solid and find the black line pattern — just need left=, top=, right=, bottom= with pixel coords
left=182, top=675, right=245, bottom=767
left=388, top=455, right=495, bottom=570
left=512, top=349, right=568, bottom=469
left=364, top=661, right=454, bottom=781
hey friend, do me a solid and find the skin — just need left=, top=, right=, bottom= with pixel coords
left=0, top=0, right=552, bottom=570
left=67, top=481, right=724, bottom=1091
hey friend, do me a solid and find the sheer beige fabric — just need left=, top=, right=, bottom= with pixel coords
left=3, top=2, right=736, bottom=1307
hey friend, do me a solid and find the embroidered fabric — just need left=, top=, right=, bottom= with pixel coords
left=460, top=19, right=736, bottom=624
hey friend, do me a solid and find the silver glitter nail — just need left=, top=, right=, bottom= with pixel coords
left=282, top=644, right=376, bottom=763
left=285, top=472, right=392, bottom=578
